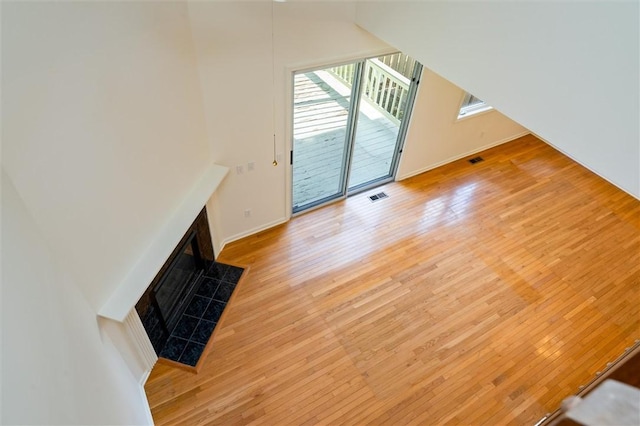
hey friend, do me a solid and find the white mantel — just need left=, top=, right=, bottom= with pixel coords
left=98, top=163, right=228, bottom=323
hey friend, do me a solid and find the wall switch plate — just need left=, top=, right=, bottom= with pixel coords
left=248, top=162, right=255, bottom=171
left=244, top=209, right=251, bottom=218
left=236, top=165, right=243, bottom=175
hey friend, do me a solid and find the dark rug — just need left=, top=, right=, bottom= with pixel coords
left=159, top=262, right=244, bottom=367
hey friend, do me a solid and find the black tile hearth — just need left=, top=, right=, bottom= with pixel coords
left=208, top=261, right=227, bottom=277
left=160, top=336, right=188, bottom=360
left=196, top=277, right=220, bottom=297
left=157, top=261, right=244, bottom=368
left=179, top=341, right=206, bottom=366
left=223, top=266, right=244, bottom=284
left=213, top=282, right=234, bottom=303
left=203, top=300, right=226, bottom=323
left=184, top=295, right=210, bottom=317
left=191, top=319, right=217, bottom=345
left=173, top=315, right=199, bottom=340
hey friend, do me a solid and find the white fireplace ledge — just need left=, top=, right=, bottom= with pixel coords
left=98, top=163, right=229, bottom=323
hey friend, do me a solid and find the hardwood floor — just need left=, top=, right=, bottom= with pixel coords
left=145, top=135, right=639, bottom=425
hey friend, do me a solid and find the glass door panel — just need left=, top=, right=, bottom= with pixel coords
left=292, top=65, right=358, bottom=213
left=291, top=53, right=421, bottom=214
left=348, top=54, right=418, bottom=191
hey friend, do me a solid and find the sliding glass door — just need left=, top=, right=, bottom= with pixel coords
left=292, top=53, right=421, bottom=214
left=348, top=55, right=420, bottom=191
left=292, top=63, right=361, bottom=212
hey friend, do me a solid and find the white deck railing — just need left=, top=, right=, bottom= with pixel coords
left=379, top=53, right=417, bottom=80
left=329, top=58, right=411, bottom=126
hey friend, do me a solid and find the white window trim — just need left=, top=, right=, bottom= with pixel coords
left=457, top=92, right=493, bottom=121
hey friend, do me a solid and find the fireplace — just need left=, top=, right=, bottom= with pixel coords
left=96, top=164, right=230, bottom=376
left=135, top=207, right=215, bottom=354
left=154, top=231, right=204, bottom=332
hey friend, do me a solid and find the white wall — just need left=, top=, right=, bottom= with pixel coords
left=397, top=68, right=528, bottom=179
left=188, top=1, right=392, bottom=247
left=2, top=2, right=213, bottom=423
left=2, top=1, right=212, bottom=311
left=356, top=1, right=640, bottom=198
left=2, top=171, right=152, bottom=425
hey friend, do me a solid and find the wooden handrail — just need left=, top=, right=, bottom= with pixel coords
left=535, top=338, right=640, bottom=426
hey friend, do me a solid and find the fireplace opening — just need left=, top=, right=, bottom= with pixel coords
left=135, top=207, right=216, bottom=354
left=135, top=206, right=245, bottom=368
left=153, top=230, right=204, bottom=333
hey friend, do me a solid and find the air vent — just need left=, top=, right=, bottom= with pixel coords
left=468, top=156, right=484, bottom=164
left=368, top=192, right=388, bottom=202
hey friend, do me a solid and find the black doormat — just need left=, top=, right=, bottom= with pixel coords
left=159, top=262, right=244, bottom=367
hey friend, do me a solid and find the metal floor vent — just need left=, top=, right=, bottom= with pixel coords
left=368, top=192, right=388, bottom=202
left=469, top=156, right=484, bottom=164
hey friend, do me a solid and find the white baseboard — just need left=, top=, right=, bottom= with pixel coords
left=216, top=217, right=289, bottom=257
left=139, top=369, right=151, bottom=386
left=215, top=132, right=537, bottom=254
left=396, top=131, right=531, bottom=181
left=139, top=383, right=155, bottom=425
left=531, top=132, right=640, bottom=201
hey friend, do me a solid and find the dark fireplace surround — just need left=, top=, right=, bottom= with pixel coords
left=135, top=207, right=215, bottom=354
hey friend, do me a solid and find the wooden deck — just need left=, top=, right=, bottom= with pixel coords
left=293, top=70, right=400, bottom=211
left=145, top=135, right=640, bottom=425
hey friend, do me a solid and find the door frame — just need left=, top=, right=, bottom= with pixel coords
left=284, top=50, right=420, bottom=217
left=346, top=59, right=423, bottom=197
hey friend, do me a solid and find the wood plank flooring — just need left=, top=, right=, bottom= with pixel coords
left=145, top=135, right=640, bottom=425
